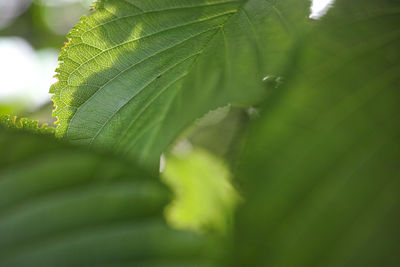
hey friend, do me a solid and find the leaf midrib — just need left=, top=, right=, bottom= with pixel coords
left=66, top=8, right=238, bottom=86
left=66, top=1, right=249, bottom=144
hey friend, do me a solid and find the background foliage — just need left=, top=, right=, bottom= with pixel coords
left=0, top=0, right=399, bottom=266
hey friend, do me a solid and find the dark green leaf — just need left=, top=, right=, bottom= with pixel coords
left=232, top=0, right=400, bottom=266
left=0, top=127, right=211, bottom=266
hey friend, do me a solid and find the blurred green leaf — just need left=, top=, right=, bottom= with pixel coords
left=51, top=0, right=310, bottom=168
left=162, top=148, right=238, bottom=234
left=0, top=105, right=17, bottom=115
left=0, top=114, right=54, bottom=135
left=232, top=0, right=400, bottom=266
left=0, top=126, right=212, bottom=266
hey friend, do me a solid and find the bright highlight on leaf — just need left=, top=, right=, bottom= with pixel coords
left=1, top=0, right=399, bottom=266
left=0, top=114, right=54, bottom=135
left=51, top=0, right=309, bottom=168
left=162, top=148, right=238, bottom=234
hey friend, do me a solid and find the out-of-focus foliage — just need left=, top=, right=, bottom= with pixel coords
left=0, top=126, right=212, bottom=267
left=0, top=0, right=91, bottom=49
left=232, top=0, right=400, bottom=266
left=0, top=114, right=54, bottom=135
left=0, top=0, right=92, bottom=117
left=162, top=148, right=238, bottom=234
left=51, top=0, right=309, bottom=169
left=185, top=106, right=249, bottom=163
left=0, top=105, right=18, bottom=116
left=0, top=0, right=399, bottom=266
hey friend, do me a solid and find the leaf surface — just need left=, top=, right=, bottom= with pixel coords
left=162, top=148, right=238, bottom=233
left=51, top=0, right=309, bottom=167
left=0, top=115, right=54, bottom=135
left=0, top=127, right=211, bottom=267
left=232, top=0, right=400, bottom=266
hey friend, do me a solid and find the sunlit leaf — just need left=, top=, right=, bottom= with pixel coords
left=0, top=114, right=54, bottom=135
left=162, top=148, right=238, bottom=233
left=51, top=0, right=309, bottom=168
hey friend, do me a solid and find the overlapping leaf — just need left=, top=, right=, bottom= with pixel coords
left=0, top=127, right=211, bottom=266
left=0, top=115, right=54, bottom=135
left=51, top=0, right=309, bottom=167
left=232, top=0, right=400, bottom=266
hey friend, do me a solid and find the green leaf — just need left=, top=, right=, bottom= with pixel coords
left=0, top=127, right=212, bottom=266
left=231, top=0, right=400, bottom=266
left=0, top=114, right=54, bottom=135
left=51, top=0, right=310, bottom=167
left=162, top=148, right=238, bottom=234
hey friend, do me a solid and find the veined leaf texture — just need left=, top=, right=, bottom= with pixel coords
left=232, top=0, right=400, bottom=265
left=51, top=0, right=309, bottom=167
left=0, top=126, right=211, bottom=266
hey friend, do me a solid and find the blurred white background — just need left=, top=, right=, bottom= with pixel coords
left=0, top=0, right=92, bottom=112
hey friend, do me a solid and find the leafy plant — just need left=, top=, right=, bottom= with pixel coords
left=1, top=0, right=399, bottom=266
left=50, top=0, right=309, bottom=168
left=162, top=148, right=238, bottom=233
left=0, top=115, right=54, bottom=135
left=0, top=125, right=211, bottom=266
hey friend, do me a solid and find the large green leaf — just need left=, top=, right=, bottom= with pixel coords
left=232, top=0, right=400, bottom=266
left=51, top=0, right=309, bottom=167
left=0, top=126, right=211, bottom=266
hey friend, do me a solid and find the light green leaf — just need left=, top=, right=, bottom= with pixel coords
left=51, top=0, right=310, bottom=167
left=0, top=127, right=212, bottom=266
left=162, top=148, right=238, bottom=234
left=0, top=114, right=54, bottom=135
left=231, top=0, right=400, bottom=266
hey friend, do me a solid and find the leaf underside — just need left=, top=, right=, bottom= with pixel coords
left=232, top=0, right=400, bottom=266
left=0, top=127, right=210, bottom=267
left=51, top=0, right=309, bottom=167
